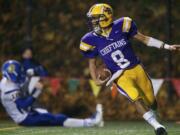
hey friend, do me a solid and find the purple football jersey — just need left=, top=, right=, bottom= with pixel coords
left=80, top=17, right=140, bottom=73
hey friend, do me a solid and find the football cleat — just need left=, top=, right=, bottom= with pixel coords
left=155, top=127, right=168, bottom=135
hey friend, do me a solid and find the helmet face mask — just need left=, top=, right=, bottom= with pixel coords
left=87, top=3, right=113, bottom=34
left=87, top=15, right=104, bottom=34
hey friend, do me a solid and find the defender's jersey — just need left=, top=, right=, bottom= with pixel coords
left=80, top=17, right=140, bottom=73
left=0, top=78, right=28, bottom=123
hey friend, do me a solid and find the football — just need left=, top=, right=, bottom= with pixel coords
left=97, top=66, right=112, bottom=81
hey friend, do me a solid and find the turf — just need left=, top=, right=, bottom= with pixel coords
left=0, top=120, right=179, bottom=135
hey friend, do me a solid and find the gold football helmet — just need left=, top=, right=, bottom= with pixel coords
left=87, top=3, right=113, bottom=34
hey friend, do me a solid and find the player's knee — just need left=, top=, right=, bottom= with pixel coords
left=117, top=85, right=139, bottom=102
left=129, top=92, right=139, bottom=102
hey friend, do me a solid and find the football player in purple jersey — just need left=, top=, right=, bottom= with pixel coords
left=80, top=3, right=180, bottom=135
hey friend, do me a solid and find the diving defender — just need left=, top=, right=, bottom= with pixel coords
left=0, top=60, right=103, bottom=127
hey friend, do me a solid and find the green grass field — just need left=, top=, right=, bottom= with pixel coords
left=0, top=120, right=179, bottom=135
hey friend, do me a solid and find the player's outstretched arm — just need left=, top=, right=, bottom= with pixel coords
left=134, top=32, right=180, bottom=51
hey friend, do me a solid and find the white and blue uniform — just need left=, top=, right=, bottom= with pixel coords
left=0, top=77, right=67, bottom=126
left=0, top=77, right=28, bottom=124
left=0, top=60, right=103, bottom=127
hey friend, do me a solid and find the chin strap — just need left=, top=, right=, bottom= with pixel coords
left=147, top=37, right=164, bottom=48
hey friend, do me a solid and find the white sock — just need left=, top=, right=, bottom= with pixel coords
left=63, top=118, right=95, bottom=127
left=143, top=111, right=164, bottom=130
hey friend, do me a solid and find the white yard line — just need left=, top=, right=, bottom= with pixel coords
left=0, top=126, right=20, bottom=131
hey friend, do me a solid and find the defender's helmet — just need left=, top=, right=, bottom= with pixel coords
left=87, top=3, right=113, bottom=34
left=2, top=60, right=26, bottom=84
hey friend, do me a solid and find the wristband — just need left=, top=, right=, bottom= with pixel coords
left=147, top=37, right=164, bottom=48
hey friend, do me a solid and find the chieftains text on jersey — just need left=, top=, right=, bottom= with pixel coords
left=100, top=39, right=127, bottom=56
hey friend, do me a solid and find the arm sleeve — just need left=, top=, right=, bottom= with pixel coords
left=80, top=48, right=98, bottom=58
left=15, top=96, right=35, bottom=109
left=80, top=40, right=98, bottom=58
left=122, top=17, right=138, bottom=38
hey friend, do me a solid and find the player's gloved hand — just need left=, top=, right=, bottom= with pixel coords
left=35, top=82, right=43, bottom=90
left=31, top=82, right=43, bottom=98
left=95, top=68, right=112, bottom=86
left=165, top=44, right=180, bottom=51
left=26, top=68, right=35, bottom=76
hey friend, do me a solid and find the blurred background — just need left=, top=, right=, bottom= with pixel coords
left=0, top=0, right=179, bottom=121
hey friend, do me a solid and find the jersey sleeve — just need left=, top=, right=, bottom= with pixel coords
left=122, top=17, right=138, bottom=38
left=80, top=35, right=98, bottom=58
left=15, top=96, right=35, bottom=109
